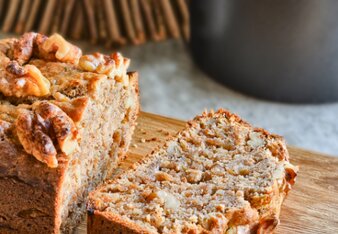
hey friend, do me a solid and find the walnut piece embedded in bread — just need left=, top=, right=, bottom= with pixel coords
left=15, top=101, right=78, bottom=168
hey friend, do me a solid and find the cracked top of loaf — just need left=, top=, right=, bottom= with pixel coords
left=0, top=32, right=130, bottom=168
left=88, top=109, right=298, bottom=233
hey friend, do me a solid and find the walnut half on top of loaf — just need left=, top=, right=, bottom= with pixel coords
left=88, top=109, right=298, bottom=234
left=0, top=32, right=139, bottom=233
left=0, top=32, right=130, bottom=168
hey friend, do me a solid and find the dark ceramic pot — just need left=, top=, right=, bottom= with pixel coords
left=190, top=0, right=338, bottom=103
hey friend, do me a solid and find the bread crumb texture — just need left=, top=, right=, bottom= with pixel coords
left=88, top=110, right=298, bottom=234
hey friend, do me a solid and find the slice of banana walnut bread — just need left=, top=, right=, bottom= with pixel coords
left=0, top=32, right=139, bottom=233
left=88, top=110, right=298, bottom=234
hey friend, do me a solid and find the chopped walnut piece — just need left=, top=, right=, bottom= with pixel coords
left=79, top=52, right=130, bottom=82
left=211, top=163, right=225, bottom=176
left=202, top=213, right=228, bottom=232
left=144, top=192, right=157, bottom=203
left=257, top=217, right=279, bottom=234
left=0, top=119, right=11, bottom=137
left=186, top=169, right=203, bottom=183
left=37, top=33, right=82, bottom=64
left=34, top=101, right=78, bottom=155
left=247, top=132, right=265, bottom=148
left=3, top=32, right=82, bottom=65
left=15, top=101, right=79, bottom=168
left=15, top=110, right=58, bottom=168
left=79, top=53, right=115, bottom=75
left=0, top=38, right=16, bottom=56
left=1, top=63, right=50, bottom=97
left=6, top=60, right=25, bottom=76
left=216, top=204, right=226, bottom=213
left=23, top=65, right=51, bottom=96
left=156, top=190, right=180, bottom=210
left=13, top=32, right=37, bottom=65
left=155, top=171, right=173, bottom=182
left=284, top=162, right=298, bottom=187
left=160, top=160, right=181, bottom=172
left=102, top=184, right=125, bottom=193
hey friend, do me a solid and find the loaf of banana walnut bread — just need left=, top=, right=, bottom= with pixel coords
left=88, top=109, right=298, bottom=234
left=0, top=32, right=139, bottom=233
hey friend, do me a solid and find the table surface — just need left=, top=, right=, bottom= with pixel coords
left=1, top=33, right=337, bottom=157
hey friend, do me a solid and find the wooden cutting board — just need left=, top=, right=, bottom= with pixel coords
left=77, top=112, right=338, bottom=233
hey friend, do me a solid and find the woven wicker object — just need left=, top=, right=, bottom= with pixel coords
left=0, top=0, right=189, bottom=46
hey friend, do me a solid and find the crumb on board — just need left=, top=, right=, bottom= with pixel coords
left=132, top=144, right=138, bottom=148
left=140, top=137, right=159, bottom=143
left=156, top=129, right=171, bottom=136
left=146, top=137, right=159, bottom=142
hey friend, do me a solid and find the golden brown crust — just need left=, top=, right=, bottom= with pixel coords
left=127, top=71, right=140, bottom=120
left=227, top=206, right=259, bottom=227
left=88, top=210, right=154, bottom=234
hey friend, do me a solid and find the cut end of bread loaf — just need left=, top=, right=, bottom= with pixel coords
left=88, top=109, right=298, bottom=234
left=0, top=33, right=139, bottom=233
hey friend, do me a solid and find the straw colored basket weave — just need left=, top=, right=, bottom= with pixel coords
left=0, top=0, right=189, bottom=46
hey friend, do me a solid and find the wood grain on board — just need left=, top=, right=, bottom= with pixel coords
left=77, top=112, right=338, bottom=234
